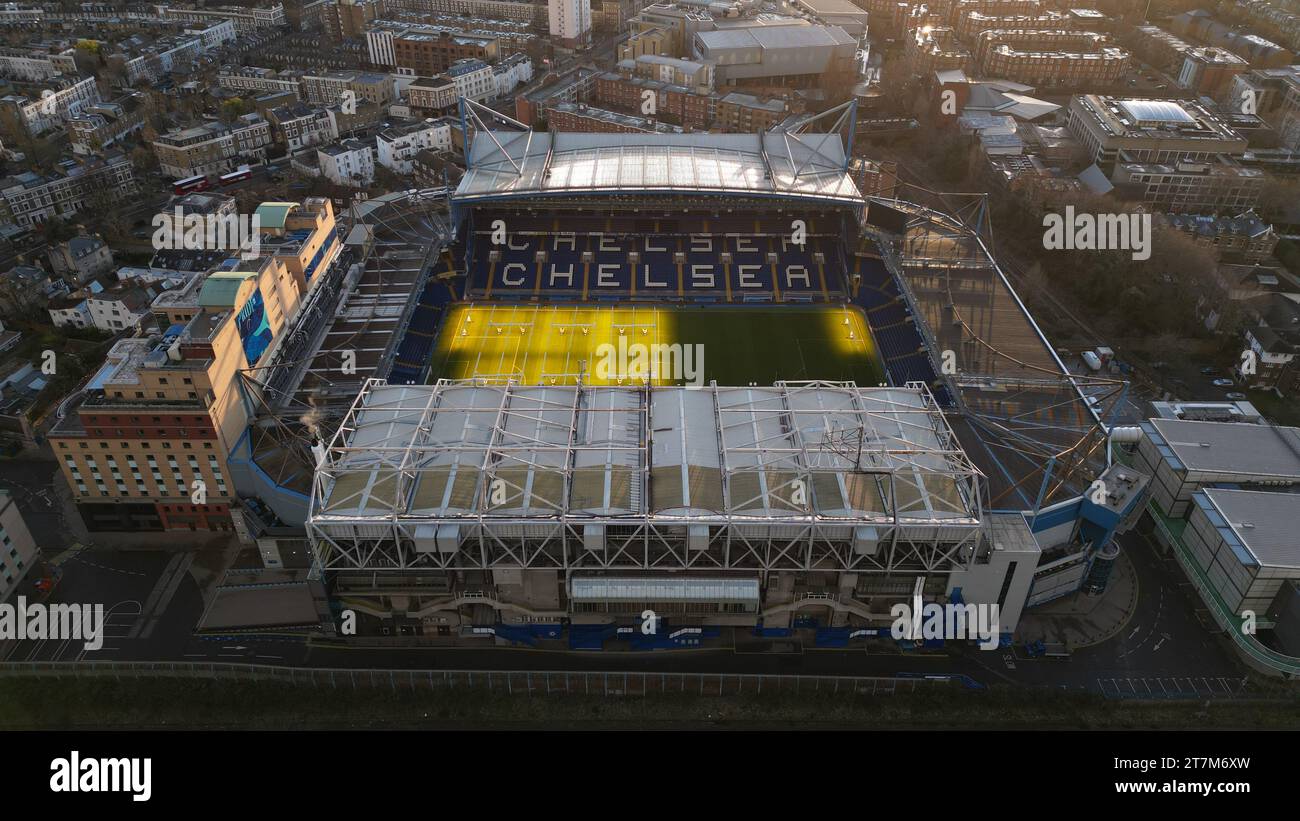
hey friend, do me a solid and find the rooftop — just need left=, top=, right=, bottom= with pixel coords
left=315, top=380, right=982, bottom=525
left=1144, top=418, right=1300, bottom=478
left=456, top=130, right=862, bottom=204
left=1198, top=487, right=1300, bottom=570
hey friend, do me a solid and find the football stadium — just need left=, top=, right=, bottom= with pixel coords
left=302, top=104, right=1152, bottom=645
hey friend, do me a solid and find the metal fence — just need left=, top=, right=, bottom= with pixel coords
left=0, top=661, right=967, bottom=696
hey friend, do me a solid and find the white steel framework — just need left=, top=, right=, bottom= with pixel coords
left=308, top=379, right=987, bottom=575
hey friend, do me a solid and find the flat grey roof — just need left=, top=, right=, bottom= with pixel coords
left=1147, top=418, right=1300, bottom=477
left=1201, top=488, right=1300, bottom=569
left=696, top=24, right=855, bottom=51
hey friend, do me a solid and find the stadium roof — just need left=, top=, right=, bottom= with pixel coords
left=313, top=379, right=982, bottom=525
left=455, top=131, right=862, bottom=205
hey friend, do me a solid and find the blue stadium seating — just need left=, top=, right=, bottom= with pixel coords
left=461, top=211, right=851, bottom=303
left=389, top=251, right=459, bottom=384
left=848, top=251, right=942, bottom=393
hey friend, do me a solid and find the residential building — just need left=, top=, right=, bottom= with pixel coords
left=301, top=71, right=395, bottom=107
left=48, top=294, right=93, bottom=329
left=376, top=118, right=453, bottom=173
left=217, top=66, right=305, bottom=97
left=318, top=137, right=375, bottom=186
left=88, top=280, right=160, bottom=333
left=545, top=100, right=683, bottom=133
left=593, top=72, right=713, bottom=130
left=367, top=19, right=516, bottom=76
left=152, top=114, right=274, bottom=178
left=48, top=235, right=113, bottom=286
left=549, top=0, right=592, bottom=50
left=1162, top=211, right=1278, bottom=263
left=155, top=3, right=288, bottom=34
left=326, top=0, right=388, bottom=41
left=973, top=29, right=1129, bottom=89
left=405, top=75, right=458, bottom=112
left=0, top=153, right=137, bottom=229
left=67, top=96, right=150, bottom=156
left=625, top=54, right=713, bottom=95
left=447, top=57, right=495, bottom=102
left=492, top=53, right=533, bottom=98
left=0, top=46, right=66, bottom=83
left=267, top=103, right=337, bottom=151
left=715, top=92, right=787, bottom=132
left=0, top=74, right=99, bottom=136
left=1178, top=47, right=1248, bottom=101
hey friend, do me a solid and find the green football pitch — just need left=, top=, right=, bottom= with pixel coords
left=427, top=303, right=884, bottom=387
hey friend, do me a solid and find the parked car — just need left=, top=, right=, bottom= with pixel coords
left=1212, top=378, right=1234, bottom=387
left=1199, top=366, right=1216, bottom=375
left=1226, top=392, right=1248, bottom=401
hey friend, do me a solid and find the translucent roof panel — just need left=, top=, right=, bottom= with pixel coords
left=1117, top=99, right=1195, bottom=125
left=316, top=381, right=980, bottom=526
left=456, top=132, right=862, bottom=204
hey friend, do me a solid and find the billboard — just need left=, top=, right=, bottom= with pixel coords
left=236, top=287, right=274, bottom=366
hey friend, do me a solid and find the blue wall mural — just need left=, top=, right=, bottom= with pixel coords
left=237, top=287, right=274, bottom=366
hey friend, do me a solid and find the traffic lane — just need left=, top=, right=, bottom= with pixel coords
left=2, top=549, right=174, bottom=663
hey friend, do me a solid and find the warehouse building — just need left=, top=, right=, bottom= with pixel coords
left=693, top=24, right=857, bottom=87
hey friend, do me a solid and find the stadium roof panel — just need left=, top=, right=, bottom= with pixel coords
left=314, top=380, right=982, bottom=526
left=455, top=131, right=862, bottom=204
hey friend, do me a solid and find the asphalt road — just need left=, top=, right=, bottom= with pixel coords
left=0, top=461, right=1256, bottom=696
left=161, top=533, right=1253, bottom=698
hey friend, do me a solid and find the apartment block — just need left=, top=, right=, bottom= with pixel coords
left=405, top=75, right=458, bottom=112
left=267, top=103, right=338, bottom=151
left=973, top=29, right=1128, bottom=89
left=152, top=114, right=274, bottom=178
left=0, top=153, right=136, bottom=229
left=376, top=118, right=453, bottom=173
left=318, top=137, right=375, bottom=186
